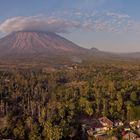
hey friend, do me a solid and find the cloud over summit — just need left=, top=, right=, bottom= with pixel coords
left=0, top=16, right=80, bottom=34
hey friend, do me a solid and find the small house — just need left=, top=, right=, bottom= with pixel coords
left=99, top=117, right=113, bottom=129
left=123, top=132, right=138, bottom=140
left=80, top=116, right=107, bottom=136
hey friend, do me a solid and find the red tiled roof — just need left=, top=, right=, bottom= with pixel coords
left=123, top=132, right=138, bottom=139
left=99, top=117, right=113, bottom=127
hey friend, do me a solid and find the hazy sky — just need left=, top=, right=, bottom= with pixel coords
left=0, top=0, right=140, bottom=52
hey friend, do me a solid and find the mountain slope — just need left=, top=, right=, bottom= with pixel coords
left=0, top=31, right=93, bottom=66
left=0, top=31, right=88, bottom=56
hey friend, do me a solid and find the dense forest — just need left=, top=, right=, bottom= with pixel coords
left=0, top=62, right=140, bottom=139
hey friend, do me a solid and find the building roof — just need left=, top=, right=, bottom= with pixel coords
left=99, top=117, right=113, bottom=127
left=123, top=132, right=138, bottom=139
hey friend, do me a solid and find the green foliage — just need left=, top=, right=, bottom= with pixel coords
left=28, top=123, right=42, bottom=140
left=0, top=62, right=140, bottom=139
left=0, top=127, right=12, bottom=138
left=43, top=121, right=63, bottom=140
left=13, top=122, right=25, bottom=139
left=130, top=92, right=137, bottom=102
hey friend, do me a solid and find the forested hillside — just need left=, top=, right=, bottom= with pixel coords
left=0, top=62, right=140, bottom=139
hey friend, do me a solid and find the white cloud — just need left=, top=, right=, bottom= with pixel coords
left=0, top=10, right=138, bottom=35
left=0, top=16, right=81, bottom=34
left=106, top=12, right=130, bottom=19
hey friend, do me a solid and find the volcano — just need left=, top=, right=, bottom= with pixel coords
left=0, top=31, right=88, bottom=56
left=0, top=31, right=91, bottom=65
